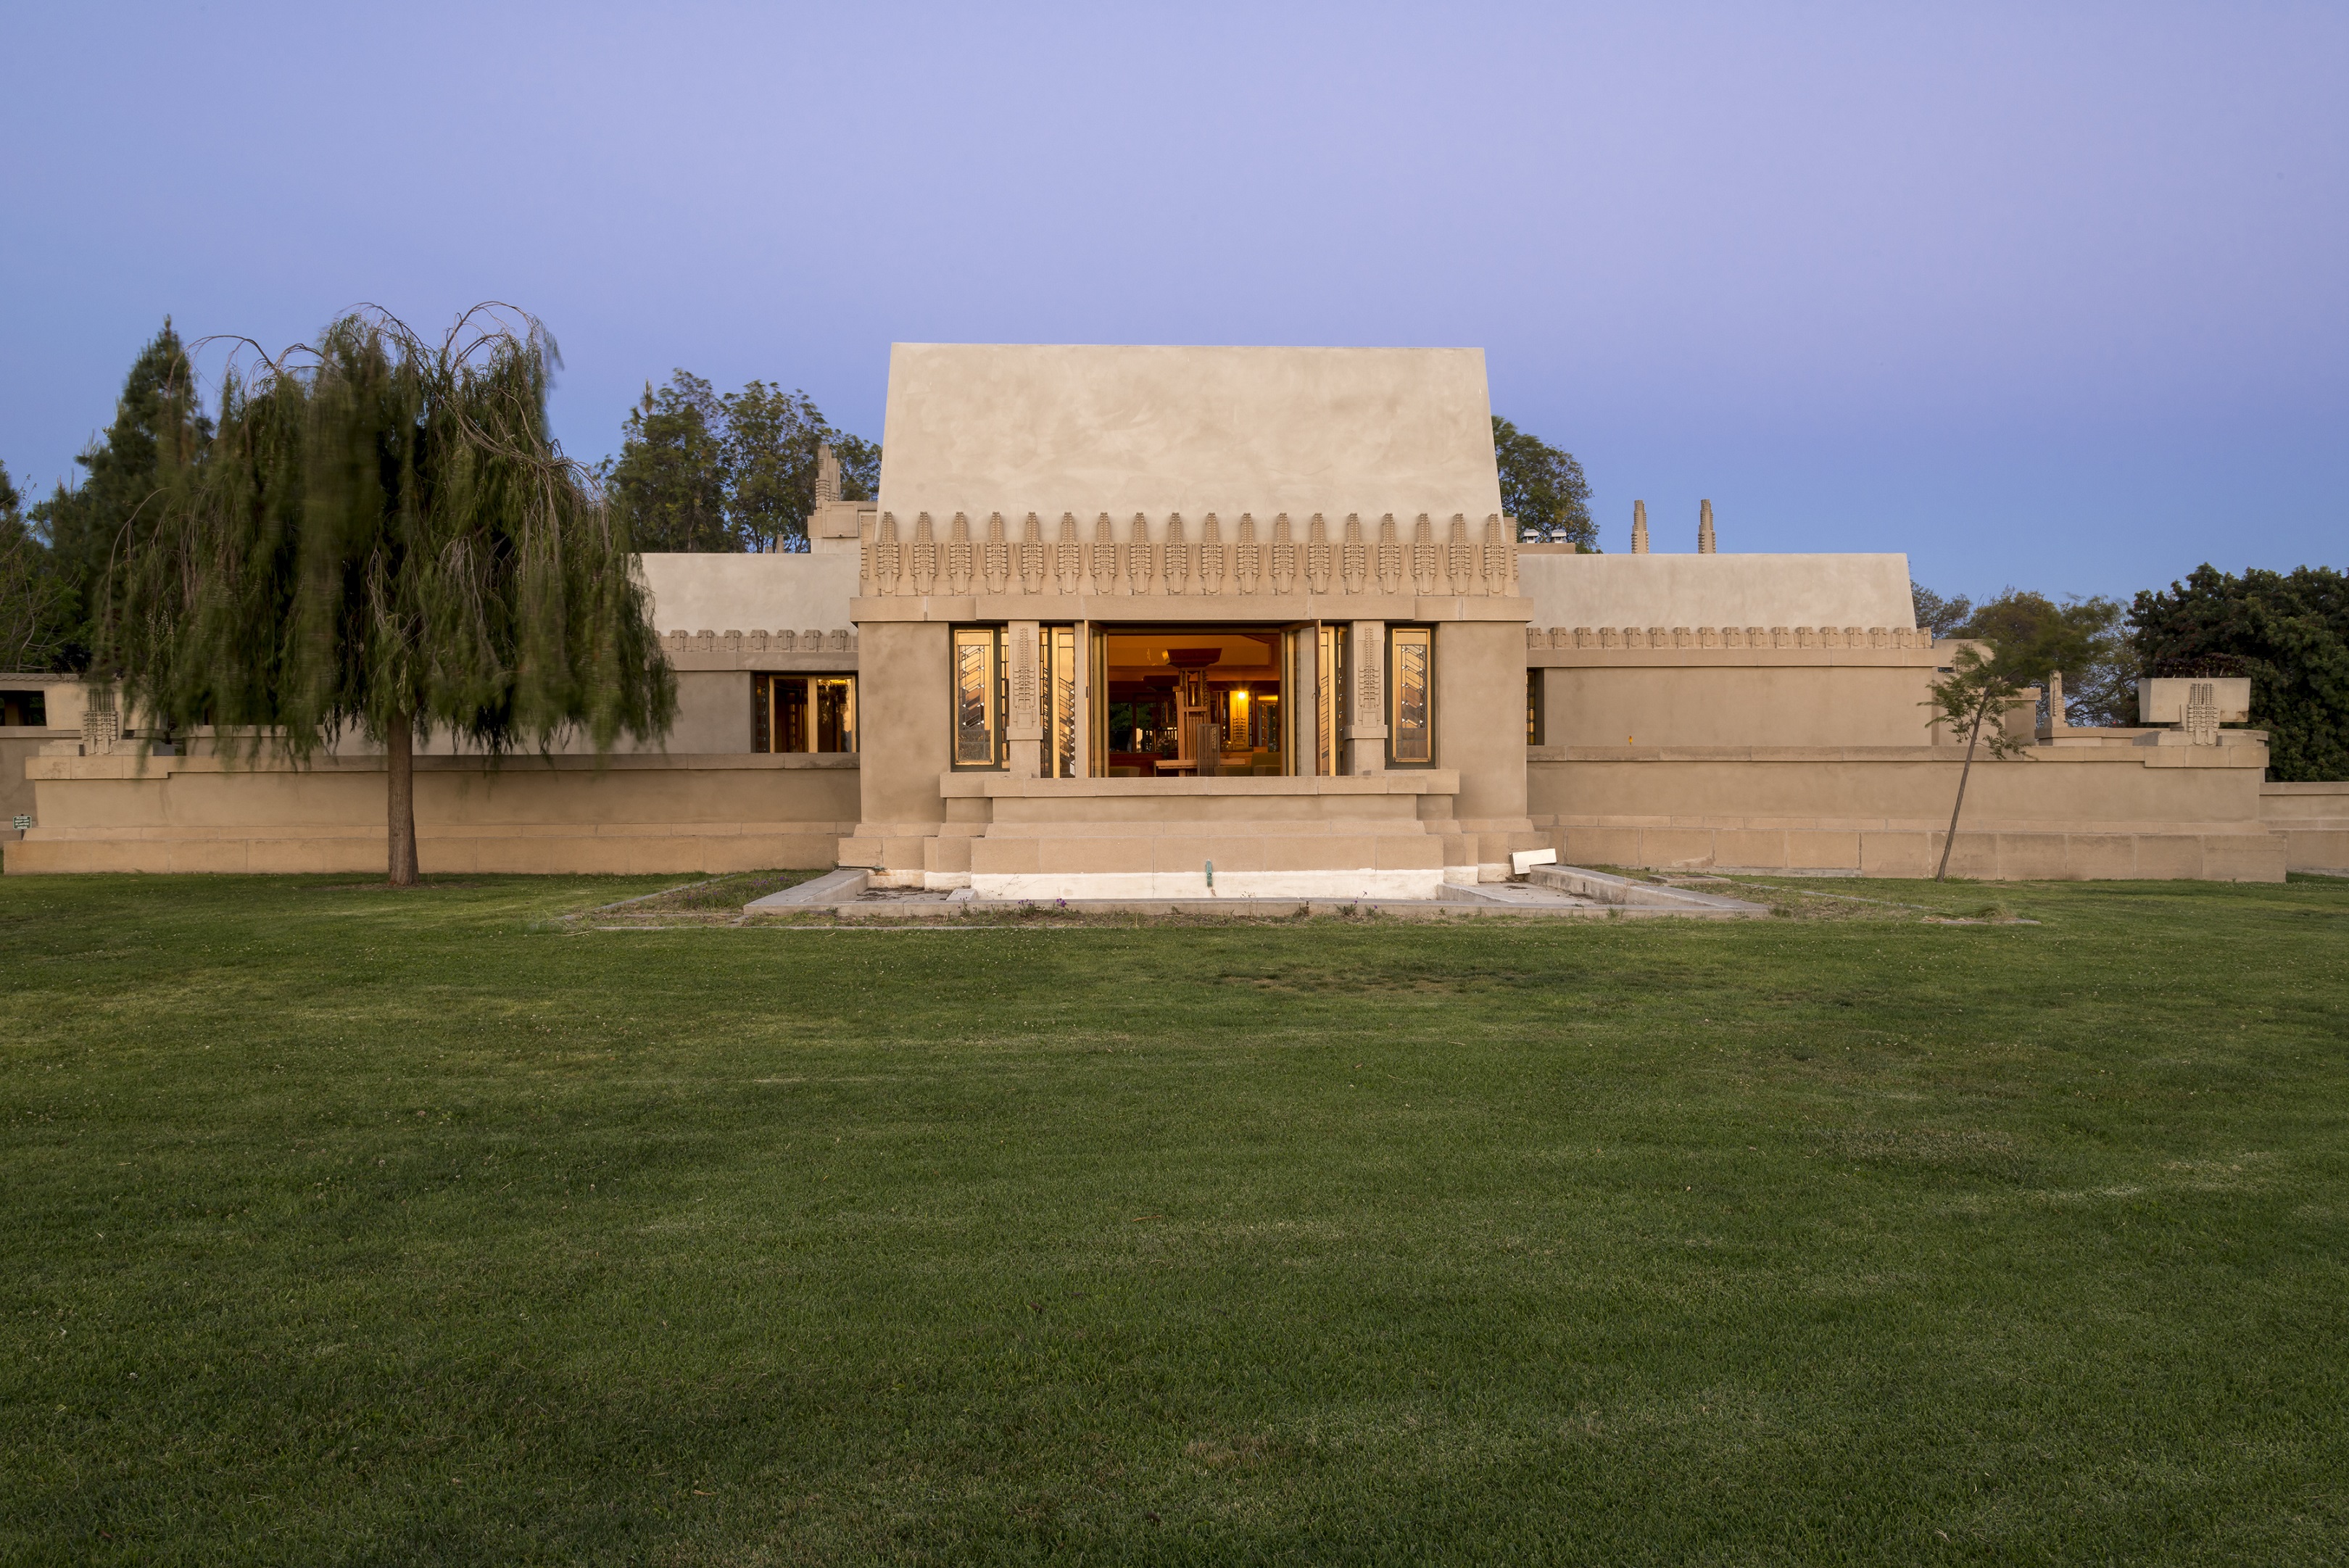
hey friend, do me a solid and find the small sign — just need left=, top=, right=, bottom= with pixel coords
left=1511, top=847, right=1559, bottom=875
left=11, top=815, right=30, bottom=831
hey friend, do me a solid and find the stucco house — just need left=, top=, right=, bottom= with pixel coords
left=9, top=344, right=2336, bottom=882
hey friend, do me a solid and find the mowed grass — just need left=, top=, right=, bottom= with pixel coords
left=1, top=872, right=2345, bottom=1565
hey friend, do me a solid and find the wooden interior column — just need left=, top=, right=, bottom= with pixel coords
left=1346, top=618, right=1387, bottom=775
left=1072, top=618, right=1090, bottom=778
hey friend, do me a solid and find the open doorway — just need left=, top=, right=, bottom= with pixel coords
left=1101, top=626, right=1288, bottom=778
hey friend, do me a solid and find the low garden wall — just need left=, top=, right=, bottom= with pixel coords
left=1529, top=739, right=2285, bottom=881
left=9, top=752, right=858, bottom=875
left=2260, top=782, right=2349, bottom=872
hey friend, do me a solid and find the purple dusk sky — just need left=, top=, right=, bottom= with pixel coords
left=3, top=2, right=2342, bottom=602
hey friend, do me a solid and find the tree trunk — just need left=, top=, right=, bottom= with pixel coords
left=386, top=715, right=419, bottom=888
left=1935, top=696, right=1987, bottom=882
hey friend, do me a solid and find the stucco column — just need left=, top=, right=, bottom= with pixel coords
left=1438, top=618, right=1537, bottom=879
left=840, top=616, right=950, bottom=883
left=1006, top=618, right=1042, bottom=778
left=1346, top=619, right=1387, bottom=776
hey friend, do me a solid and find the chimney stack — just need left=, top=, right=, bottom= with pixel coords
left=1631, top=499, right=1649, bottom=554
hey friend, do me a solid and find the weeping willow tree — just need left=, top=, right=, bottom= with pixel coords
left=109, top=307, right=675, bottom=886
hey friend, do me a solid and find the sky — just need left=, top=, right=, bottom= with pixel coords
left=3, top=1, right=2342, bottom=603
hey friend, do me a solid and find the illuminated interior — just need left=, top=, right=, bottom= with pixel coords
left=1102, top=626, right=1285, bottom=777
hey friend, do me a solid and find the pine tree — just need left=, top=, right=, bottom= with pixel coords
left=34, top=321, right=211, bottom=668
left=112, top=307, right=676, bottom=886
left=1, top=461, right=72, bottom=670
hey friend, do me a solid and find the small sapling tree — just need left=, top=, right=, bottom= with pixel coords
left=109, top=306, right=675, bottom=887
left=1922, top=643, right=2034, bottom=881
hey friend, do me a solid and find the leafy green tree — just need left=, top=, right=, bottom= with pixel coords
left=1492, top=417, right=1595, bottom=549
left=1921, top=643, right=2034, bottom=881
left=604, top=373, right=881, bottom=553
left=602, top=373, right=732, bottom=551
left=1, top=461, right=72, bottom=670
left=31, top=321, right=212, bottom=668
left=112, top=307, right=676, bottom=887
left=1955, top=589, right=2131, bottom=726
left=1910, top=582, right=1973, bottom=637
left=2130, top=564, right=2349, bottom=781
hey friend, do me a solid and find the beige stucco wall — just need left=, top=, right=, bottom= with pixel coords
left=1529, top=742, right=2283, bottom=880
left=842, top=619, right=954, bottom=873
left=1436, top=618, right=1532, bottom=834
left=638, top=550, right=861, bottom=637
left=1517, top=551, right=1916, bottom=631
left=877, top=344, right=1505, bottom=523
left=2261, top=782, right=2349, bottom=871
left=10, top=752, right=858, bottom=875
left=1540, top=663, right=1944, bottom=749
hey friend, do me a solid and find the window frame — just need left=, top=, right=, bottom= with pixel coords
left=949, top=624, right=1008, bottom=771
left=1385, top=623, right=1437, bottom=768
left=752, top=672, right=858, bottom=755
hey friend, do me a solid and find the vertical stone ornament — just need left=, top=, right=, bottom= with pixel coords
left=1019, top=513, right=1045, bottom=594
left=1306, top=514, right=1332, bottom=594
left=1631, top=499, right=1649, bottom=555
left=1164, top=513, right=1190, bottom=595
left=1056, top=513, right=1082, bottom=594
left=1699, top=498, right=1717, bottom=554
left=1090, top=513, right=1118, bottom=594
left=2186, top=681, right=2220, bottom=744
left=873, top=512, right=902, bottom=595
left=1375, top=514, right=1403, bottom=594
left=946, top=512, right=974, bottom=594
left=1410, top=514, right=1438, bottom=594
left=983, top=513, right=1011, bottom=594
left=1269, top=513, right=1296, bottom=594
left=1357, top=631, right=1383, bottom=725
left=909, top=512, right=937, bottom=595
left=858, top=513, right=874, bottom=592
left=1341, top=514, right=1367, bottom=594
left=1198, top=513, right=1225, bottom=595
left=1446, top=514, right=1475, bottom=594
left=1481, top=515, right=1510, bottom=596
left=1127, top=513, right=1155, bottom=595
left=1235, top=513, right=1261, bottom=595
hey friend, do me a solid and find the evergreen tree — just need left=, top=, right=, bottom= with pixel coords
left=1910, top=582, right=1973, bottom=636
left=602, top=371, right=880, bottom=553
left=1493, top=417, right=1596, bottom=549
left=2131, top=564, right=2349, bottom=781
left=602, top=373, right=732, bottom=551
left=113, top=307, right=676, bottom=886
left=1, top=461, right=72, bottom=670
left=33, top=321, right=211, bottom=668
left=1955, top=589, right=2132, bottom=726
left=721, top=381, right=879, bottom=552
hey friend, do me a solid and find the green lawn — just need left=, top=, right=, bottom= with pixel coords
left=2, top=873, right=2345, bottom=1564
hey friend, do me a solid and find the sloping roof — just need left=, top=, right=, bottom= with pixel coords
left=876, top=344, right=1504, bottom=524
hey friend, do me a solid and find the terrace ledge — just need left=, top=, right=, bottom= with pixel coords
left=938, top=771, right=1459, bottom=799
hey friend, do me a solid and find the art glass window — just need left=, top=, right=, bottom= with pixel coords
left=952, top=627, right=1003, bottom=768
left=1388, top=626, right=1433, bottom=766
